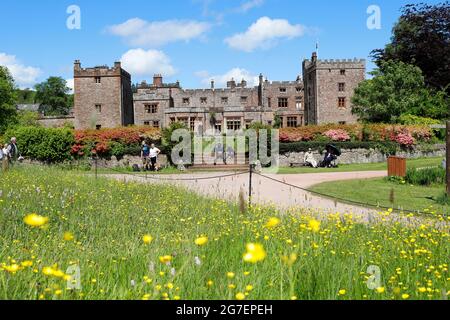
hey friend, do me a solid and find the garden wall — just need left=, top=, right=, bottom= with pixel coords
left=279, top=144, right=445, bottom=167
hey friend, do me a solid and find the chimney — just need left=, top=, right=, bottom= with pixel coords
left=241, top=79, right=247, bottom=88
left=153, top=74, right=163, bottom=87
left=259, top=73, right=264, bottom=86
left=258, top=74, right=264, bottom=107
left=211, top=79, right=215, bottom=90
left=227, top=78, right=236, bottom=89
left=312, top=52, right=317, bottom=63
left=74, top=60, right=81, bottom=70
left=114, top=61, right=121, bottom=69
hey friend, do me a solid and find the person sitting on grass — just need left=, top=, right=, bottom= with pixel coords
left=304, top=148, right=317, bottom=168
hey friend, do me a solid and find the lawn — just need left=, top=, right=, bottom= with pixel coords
left=0, top=166, right=448, bottom=300
left=275, top=157, right=442, bottom=174
left=310, top=178, right=449, bottom=215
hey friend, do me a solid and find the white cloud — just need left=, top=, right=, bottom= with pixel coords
left=225, top=17, right=306, bottom=52
left=0, top=53, right=41, bottom=88
left=66, top=78, right=74, bottom=94
left=107, top=18, right=211, bottom=47
left=236, top=0, right=264, bottom=13
left=197, top=68, right=259, bottom=87
left=120, top=49, right=176, bottom=77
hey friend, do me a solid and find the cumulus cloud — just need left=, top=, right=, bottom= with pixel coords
left=225, top=17, right=306, bottom=52
left=0, top=53, right=41, bottom=88
left=120, top=49, right=176, bottom=77
left=107, top=18, right=211, bottom=47
left=197, top=68, right=259, bottom=87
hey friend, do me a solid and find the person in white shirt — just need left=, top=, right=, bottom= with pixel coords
left=1, top=144, right=9, bottom=172
left=304, top=148, right=317, bottom=168
left=149, top=143, right=161, bottom=171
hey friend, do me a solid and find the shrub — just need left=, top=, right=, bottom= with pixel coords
left=5, top=126, right=75, bottom=163
left=405, top=167, right=445, bottom=186
left=398, top=114, right=442, bottom=126
left=323, top=129, right=351, bottom=142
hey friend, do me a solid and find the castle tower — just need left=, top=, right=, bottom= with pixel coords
left=73, top=60, right=134, bottom=129
left=303, top=52, right=366, bottom=125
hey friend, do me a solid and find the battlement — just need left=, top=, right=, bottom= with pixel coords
left=74, top=60, right=131, bottom=79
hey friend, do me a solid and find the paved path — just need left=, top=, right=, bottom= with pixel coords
left=110, top=170, right=388, bottom=221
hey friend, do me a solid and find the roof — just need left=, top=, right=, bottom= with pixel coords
left=16, top=104, right=41, bottom=112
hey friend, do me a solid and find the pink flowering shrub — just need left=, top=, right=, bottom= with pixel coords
left=323, top=129, right=351, bottom=142
left=393, top=132, right=415, bottom=147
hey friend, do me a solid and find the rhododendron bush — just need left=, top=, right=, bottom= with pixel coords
left=72, top=127, right=161, bottom=157
left=279, top=124, right=434, bottom=147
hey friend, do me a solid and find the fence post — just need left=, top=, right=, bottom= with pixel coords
left=248, top=163, right=254, bottom=208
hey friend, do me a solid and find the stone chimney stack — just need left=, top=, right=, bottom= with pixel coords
left=114, top=61, right=121, bottom=69
left=153, top=74, right=163, bottom=87
left=240, top=79, right=247, bottom=88
left=211, top=79, right=215, bottom=90
left=227, top=78, right=236, bottom=89
left=312, top=52, right=318, bottom=63
left=74, top=60, right=81, bottom=71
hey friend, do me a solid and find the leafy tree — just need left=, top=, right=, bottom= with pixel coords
left=351, top=60, right=448, bottom=123
left=16, top=111, right=41, bottom=127
left=0, top=66, right=18, bottom=133
left=15, top=88, right=37, bottom=104
left=371, top=2, right=450, bottom=92
left=34, top=77, right=72, bottom=116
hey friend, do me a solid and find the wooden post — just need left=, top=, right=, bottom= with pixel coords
left=447, top=121, right=450, bottom=196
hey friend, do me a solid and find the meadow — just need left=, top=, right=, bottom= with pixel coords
left=0, top=166, right=448, bottom=300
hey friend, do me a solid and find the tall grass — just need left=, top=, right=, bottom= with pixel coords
left=0, top=166, right=449, bottom=300
left=405, top=167, right=445, bottom=186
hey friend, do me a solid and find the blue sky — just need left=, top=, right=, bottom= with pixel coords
left=0, top=0, right=442, bottom=90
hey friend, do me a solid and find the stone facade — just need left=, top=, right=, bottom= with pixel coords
left=279, top=145, right=445, bottom=167
left=74, top=53, right=366, bottom=131
left=73, top=61, right=134, bottom=130
left=37, top=116, right=75, bottom=128
left=303, top=52, right=365, bottom=125
left=133, top=74, right=304, bottom=133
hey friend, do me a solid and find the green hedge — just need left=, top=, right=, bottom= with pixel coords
left=405, top=167, right=445, bottom=186
left=5, top=126, right=74, bottom=163
left=279, top=141, right=399, bottom=155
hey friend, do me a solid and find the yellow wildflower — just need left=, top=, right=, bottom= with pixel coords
left=142, top=234, right=153, bottom=244
left=236, top=293, right=246, bottom=300
left=243, top=243, right=266, bottom=264
left=194, top=236, right=208, bottom=246
left=24, top=214, right=49, bottom=227
left=265, top=217, right=280, bottom=228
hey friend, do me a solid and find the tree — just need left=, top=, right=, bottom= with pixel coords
left=0, top=66, right=18, bottom=133
left=351, top=60, right=448, bottom=123
left=34, top=77, right=72, bottom=116
left=371, top=2, right=450, bottom=92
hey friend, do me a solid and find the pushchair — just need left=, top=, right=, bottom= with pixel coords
left=318, top=144, right=341, bottom=168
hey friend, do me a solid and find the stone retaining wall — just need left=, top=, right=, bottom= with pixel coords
left=279, top=144, right=445, bottom=167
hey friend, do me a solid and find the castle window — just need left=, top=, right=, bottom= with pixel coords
left=200, top=97, right=207, bottom=104
left=278, top=98, right=288, bottom=108
left=145, top=104, right=158, bottom=114
left=221, top=97, right=228, bottom=104
left=339, top=121, right=347, bottom=125
left=178, top=118, right=189, bottom=127
left=227, top=119, right=241, bottom=131
left=214, top=123, right=222, bottom=133
left=190, top=118, right=196, bottom=131
left=182, top=98, right=190, bottom=105
left=170, top=117, right=176, bottom=124
left=95, top=104, right=102, bottom=113
left=96, top=125, right=102, bottom=130
left=338, top=83, right=345, bottom=92
left=296, top=87, right=302, bottom=92
left=153, top=121, right=160, bottom=128
left=338, top=97, right=346, bottom=108
left=296, top=97, right=303, bottom=110
left=144, top=121, right=150, bottom=126
left=95, top=77, right=101, bottom=84
left=268, top=98, right=272, bottom=109
left=340, top=69, right=346, bottom=75
left=240, top=96, right=248, bottom=104
left=287, top=117, right=298, bottom=128
left=279, top=87, right=287, bottom=93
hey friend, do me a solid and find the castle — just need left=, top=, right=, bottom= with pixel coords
left=73, top=53, right=366, bottom=132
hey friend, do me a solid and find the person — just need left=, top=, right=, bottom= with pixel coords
left=141, top=141, right=151, bottom=171
left=7, top=137, right=19, bottom=165
left=214, top=143, right=224, bottom=165
left=149, top=143, right=161, bottom=172
left=321, top=147, right=337, bottom=168
left=226, top=146, right=235, bottom=164
left=304, top=148, right=317, bottom=168
left=2, top=144, right=10, bottom=172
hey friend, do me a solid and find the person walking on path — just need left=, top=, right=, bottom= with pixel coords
left=149, top=143, right=161, bottom=172
left=141, top=141, right=151, bottom=171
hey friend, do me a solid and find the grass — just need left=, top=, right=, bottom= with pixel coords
left=0, top=166, right=449, bottom=300
left=310, top=178, right=449, bottom=215
left=276, top=157, right=442, bottom=174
